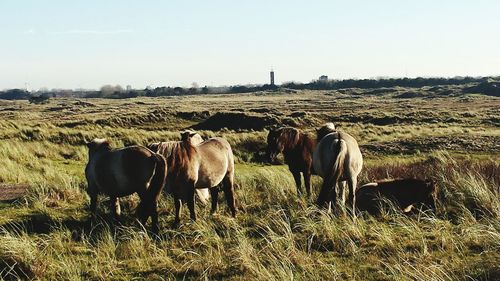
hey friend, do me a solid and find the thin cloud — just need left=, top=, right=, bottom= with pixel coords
left=54, top=29, right=135, bottom=35
left=24, top=29, right=36, bottom=34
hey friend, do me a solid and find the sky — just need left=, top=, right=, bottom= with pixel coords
left=1, top=0, right=499, bottom=90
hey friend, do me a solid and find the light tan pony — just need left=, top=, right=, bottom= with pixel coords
left=156, top=131, right=236, bottom=226
left=313, top=123, right=363, bottom=212
left=85, top=139, right=166, bottom=233
left=147, top=131, right=210, bottom=203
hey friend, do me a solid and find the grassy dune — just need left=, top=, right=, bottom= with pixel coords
left=0, top=89, right=499, bottom=280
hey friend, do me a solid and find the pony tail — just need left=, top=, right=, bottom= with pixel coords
left=317, top=138, right=347, bottom=205
left=149, top=153, right=167, bottom=202
left=330, top=139, right=347, bottom=187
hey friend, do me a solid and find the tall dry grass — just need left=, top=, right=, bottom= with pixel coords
left=0, top=149, right=498, bottom=280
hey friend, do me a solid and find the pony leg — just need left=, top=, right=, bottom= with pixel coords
left=339, top=181, right=347, bottom=206
left=136, top=191, right=149, bottom=227
left=329, top=182, right=338, bottom=209
left=110, top=196, right=121, bottom=219
left=323, top=182, right=337, bottom=214
left=151, top=201, right=159, bottom=234
left=223, top=175, right=237, bottom=217
left=173, top=195, right=182, bottom=227
left=347, top=177, right=358, bottom=213
left=304, top=171, right=312, bottom=198
left=187, top=185, right=197, bottom=221
left=210, top=187, right=219, bottom=215
left=88, top=184, right=98, bottom=218
left=292, top=171, right=303, bottom=196
left=317, top=179, right=334, bottom=208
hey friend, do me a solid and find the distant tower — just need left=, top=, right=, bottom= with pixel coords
left=270, top=69, right=275, bottom=86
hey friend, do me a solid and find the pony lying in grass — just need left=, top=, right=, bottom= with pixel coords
left=356, top=178, right=436, bottom=215
left=164, top=131, right=236, bottom=226
left=85, top=138, right=166, bottom=233
left=267, top=127, right=316, bottom=197
left=313, top=123, right=363, bottom=212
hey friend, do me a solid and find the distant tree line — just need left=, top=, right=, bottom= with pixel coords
left=1, top=76, right=498, bottom=100
left=228, top=84, right=278, bottom=93
left=222, top=76, right=495, bottom=94
left=280, top=76, right=494, bottom=90
left=0, top=89, right=31, bottom=100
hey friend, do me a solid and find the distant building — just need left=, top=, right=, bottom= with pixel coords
left=270, top=70, right=275, bottom=86
left=126, top=85, right=132, bottom=92
left=319, top=75, right=328, bottom=82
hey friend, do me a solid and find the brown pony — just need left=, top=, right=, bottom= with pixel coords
left=356, top=179, right=436, bottom=215
left=313, top=123, right=363, bottom=212
left=167, top=131, right=236, bottom=226
left=267, top=127, right=316, bottom=196
left=147, top=131, right=211, bottom=204
left=85, top=139, right=166, bottom=233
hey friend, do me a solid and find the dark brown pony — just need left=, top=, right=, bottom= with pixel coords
left=85, top=139, right=167, bottom=233
left=356, top=179, right=436, bottom=215
left=267, top=127, right=316, bottom=197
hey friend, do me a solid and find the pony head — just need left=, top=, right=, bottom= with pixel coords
left=266, top=127, right=300, bottom=162
left=316, top=123, right=337, bottom=141
left=86, top=138, right=111, bottom=155
left=181, top=130, right=200, bottom=145
left=422, top=180, right=437, bottom=210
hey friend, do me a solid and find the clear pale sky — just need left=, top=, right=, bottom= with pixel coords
left=1, top=0, right=499, bottom=90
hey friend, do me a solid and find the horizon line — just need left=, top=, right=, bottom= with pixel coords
left=2, top=74, right=498, bottom=92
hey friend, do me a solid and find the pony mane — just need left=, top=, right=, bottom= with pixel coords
left=277, top=127, right=301, bottom=150
left=167, top=140, right=195, bottom=179
left=155, top=142, right=178, bottom=158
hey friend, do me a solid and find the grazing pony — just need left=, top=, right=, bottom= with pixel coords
left=166, top=131, right=236, bottom=226
left=85, top=139, right=166, bottom=233
left=267, top=127, right=316, bottom=196
left=356, top=179, right=437, bottom=215
left=313, top=123, right=363, bottom=212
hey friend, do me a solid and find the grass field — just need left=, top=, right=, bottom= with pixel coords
left=0, top=87, right=499, bottom=280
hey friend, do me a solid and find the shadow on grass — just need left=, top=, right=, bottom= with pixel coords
left=0, top=208, right=155, bottom=241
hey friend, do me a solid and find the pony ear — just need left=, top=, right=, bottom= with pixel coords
left=181, top=131, right=190, bottom=141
